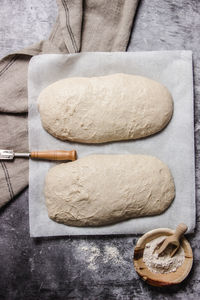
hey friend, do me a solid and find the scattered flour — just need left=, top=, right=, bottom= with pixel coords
left=103, top=245, right=126, bottom=265
left=143, top=235, right=185, bottom=274
left=76, top=242, right=126, bottom=270
left=76, top=242, right=100, bottom=270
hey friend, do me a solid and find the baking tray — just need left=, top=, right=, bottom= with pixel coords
left=28, top=51, right=195, bottom=237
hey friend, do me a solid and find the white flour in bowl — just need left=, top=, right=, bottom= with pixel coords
left=143, top=235, right=185, bottom=274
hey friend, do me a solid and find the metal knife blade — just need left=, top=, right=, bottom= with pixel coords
left=0, top=150, right=14, bottom=160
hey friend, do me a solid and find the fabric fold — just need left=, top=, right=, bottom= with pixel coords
left=57, top=0, right=83, bottom=53
left=81, top=0, right=139, bottom=51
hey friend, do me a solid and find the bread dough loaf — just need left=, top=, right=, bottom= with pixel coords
left=38, top=73, right=173, bottom=143
left=44, top=155, right=175, bottom=227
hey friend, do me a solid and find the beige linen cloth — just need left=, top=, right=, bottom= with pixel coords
left=0, top=0, right=139, bottom=208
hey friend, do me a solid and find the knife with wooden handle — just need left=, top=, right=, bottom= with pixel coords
left=0, top=149, right=77, bottom=161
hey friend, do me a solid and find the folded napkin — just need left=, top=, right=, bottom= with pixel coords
left=0, top=0, right=140, bottom=208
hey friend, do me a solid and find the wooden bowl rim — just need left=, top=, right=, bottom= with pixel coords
left=133, top=228, right=193, bottom=287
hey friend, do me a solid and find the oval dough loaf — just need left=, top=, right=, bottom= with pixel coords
left=38, top=73, right=173, bottom=143
left=45, top=155, right=175, bottom=227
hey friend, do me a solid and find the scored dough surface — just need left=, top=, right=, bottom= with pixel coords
left=44, top=155, right=175, bottom=227
left=38, top=73, right=173, bottom=143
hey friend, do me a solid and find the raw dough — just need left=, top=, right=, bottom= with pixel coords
left=38, top=73, right=173, bottom=143
left=44, top=155, right=175, bottom=227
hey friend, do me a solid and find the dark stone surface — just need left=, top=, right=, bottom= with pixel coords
left=0, top=0, right=200, bottom=299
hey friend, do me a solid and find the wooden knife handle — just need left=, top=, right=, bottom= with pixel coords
left=30, top=150, right=77, bottom=161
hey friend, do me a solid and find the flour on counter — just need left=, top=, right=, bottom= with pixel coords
left=76, top=242, right=127, bottom=270
left=103, top=245, right=126, bottom=265
left=143, top=236, right=185, bottom=274
left=76, top=242, right=100, bottom=270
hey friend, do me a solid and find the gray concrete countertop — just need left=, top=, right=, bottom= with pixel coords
left=0, top=1, right=199, bottom=299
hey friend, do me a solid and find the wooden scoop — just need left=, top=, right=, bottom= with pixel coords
left=156, top=223, right=188, bottom=257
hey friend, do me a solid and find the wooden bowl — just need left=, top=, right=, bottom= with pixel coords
left=133, top=228, right=193, bottom=286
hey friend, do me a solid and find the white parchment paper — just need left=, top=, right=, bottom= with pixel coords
left=28, top=51, right=195, bottom=237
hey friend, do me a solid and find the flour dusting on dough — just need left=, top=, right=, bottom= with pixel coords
left=45, top=155, right=175, bottom=227
left=38, top=73, right=173, bottom=143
